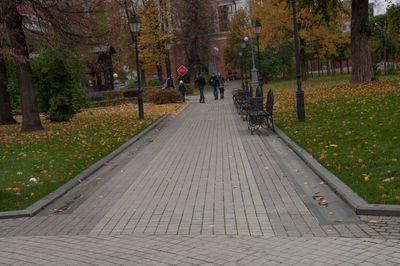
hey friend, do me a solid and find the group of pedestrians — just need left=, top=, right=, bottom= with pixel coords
left=163, top=72, right=226, bottom=104
left=195, top=72, right=225, bottom=103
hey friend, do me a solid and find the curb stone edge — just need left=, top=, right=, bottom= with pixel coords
left=0, top=104, right=185, bottom=219
left=274, top=126, right=400, bottom=217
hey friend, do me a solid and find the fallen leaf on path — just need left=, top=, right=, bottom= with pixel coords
left=313, top=196, right=324, bottom=201
left=209, top=224, right=215, bottom=228
left=319, top=200, right=328, bottom=207
left=337, top=219, right=344, bottom=223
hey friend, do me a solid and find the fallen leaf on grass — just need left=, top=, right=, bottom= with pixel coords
left=383, top=177, right=397, bottom=183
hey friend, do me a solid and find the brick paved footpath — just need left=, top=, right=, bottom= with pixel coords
left=0, top=83, right=399, bottom=265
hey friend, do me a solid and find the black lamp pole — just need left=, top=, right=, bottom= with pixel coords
left=165, top=40, right=171, bottom=78
left=254, top=19, right=263, bottom=97
left=241, top=39, right=249, bottom=94
left=291, top=0, right=305, bottom=122
left=239, top=50, right=244, bottom=90
left=129, top=14, right=144, bottom=120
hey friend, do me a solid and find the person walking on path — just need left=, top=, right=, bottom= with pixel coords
left=195, top=73, right=206, bottom=103
left=209, top=73, right=220, bottom=100
left=217, top=72, right=225, bottom=99
left=163, top=76, right=175, bottom=89
left=178, top=80, right=186, bottom=102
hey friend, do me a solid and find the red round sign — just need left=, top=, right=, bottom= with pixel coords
left=177, top=65, right=188, bottom=76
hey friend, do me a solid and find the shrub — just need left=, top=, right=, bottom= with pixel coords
left=146, top=77, right=162, bottom=87
left=143, top=87, right=181, bottom=104
left=125, top=79, right=137, bottom=90
left=32, top=47, right=88, bottom=122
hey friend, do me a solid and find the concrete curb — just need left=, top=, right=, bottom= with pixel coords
left=0, top=105, right=184, bottom=219
left=274, top=126, right=400, bottom=217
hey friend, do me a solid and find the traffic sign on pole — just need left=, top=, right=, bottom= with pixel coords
left=177, top=65, right=188, bottom=76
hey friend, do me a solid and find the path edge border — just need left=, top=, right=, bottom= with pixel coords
left=0, top=104, right=185, bottom=219
left=274, top=126, right=400, bottom=217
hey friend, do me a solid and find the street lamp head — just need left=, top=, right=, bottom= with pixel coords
left=253, top=19, right=262, bottom=35
left=164, top=39, right=171, bottom=50
left=240, top=40, right=246, bottom=49
left=128, top=14, right=141, bottom=34
left=239, top=51, right=243, bottom=57
left=244, top=36, right=249, bottom=42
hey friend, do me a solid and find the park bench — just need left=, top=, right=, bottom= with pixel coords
left=265, top=89, right=275, bottom=132
left=246, top=89, right=275, bottom=134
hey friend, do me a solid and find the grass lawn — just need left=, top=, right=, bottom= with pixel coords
left=0, top=103, right=178, bottom=211
left=266, top=75, right=400, bottom=204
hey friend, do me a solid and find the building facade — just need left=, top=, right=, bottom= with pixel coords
left=208, top=0, right=250, bottom=78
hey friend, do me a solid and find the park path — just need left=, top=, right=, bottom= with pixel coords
left=0, top=83, right=399, bottom=265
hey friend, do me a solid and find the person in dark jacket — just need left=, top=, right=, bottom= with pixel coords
left=166, top=76, right=174, bottom=88
left=209, top=73, right=220, bottom=100
left=178, top=80, right=186, bottom=102
left=217, top=72, right=225, bottom=99
left=195, top=73, right=206, bottom=103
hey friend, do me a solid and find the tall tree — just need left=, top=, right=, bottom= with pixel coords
left=172, top=0, right=215, bottom=81
left=351, top=0, right=375, bottom=82
left=0, top=0, right=105, bottom=131
left=0, top=52, right=17, bottom=125
left=1, top=1, right=43, bottom=131
left=223, top=9, right=251, bottom=71
left=138, top=0, right=170, bottom=82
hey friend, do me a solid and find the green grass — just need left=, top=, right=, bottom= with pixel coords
left=269, top=75, right=400, bottom=204
left=0, top=104, right=177, bottom=211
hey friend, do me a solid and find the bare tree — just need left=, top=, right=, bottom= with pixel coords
left=0, top=0, right=106, bottom=131
left=171, top=0, right=215, bottom=81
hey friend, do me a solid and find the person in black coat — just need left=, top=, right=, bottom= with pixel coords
left=209, top=73, right=220, bottom=100
left=178, top=80, right=186, bottom=102
left=194, top=73, right=206, bottom=103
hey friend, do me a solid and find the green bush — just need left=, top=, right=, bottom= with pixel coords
left=125, top=79, right=137, bottom=90
left=143, top=87, right=181, bottom=104
left=32, top=47, right=88, bottom=122
left=146, top=77, right=162, bottom=87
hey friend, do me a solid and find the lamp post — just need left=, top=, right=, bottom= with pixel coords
left=164, top=39, right=171, bottom=78
left=240, top=39, right=249, bottom=95
left=291, top=0, right=305, bottom=122
left=239, top=50, right=244, bottom=90
left=128, top=14, right=144, bottom=120
left=253, top=19, right=263, bottom=97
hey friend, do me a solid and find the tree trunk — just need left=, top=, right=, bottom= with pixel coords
left=332, top=60, right=336, bottom=76
left=340, top=58, right=344, bottom=75
left=3, top=1, right=43, bottom=131
left=347, top=58, right=350, bottom=74
left=157, top=65, right=163, bottom=83
left=351, top=0, right=375, bottom=82
left=318, top=58, right=321, bottom=77
left=327, top=62, right=331, bottom=75
left=0, top=54, right=17, bottom=125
